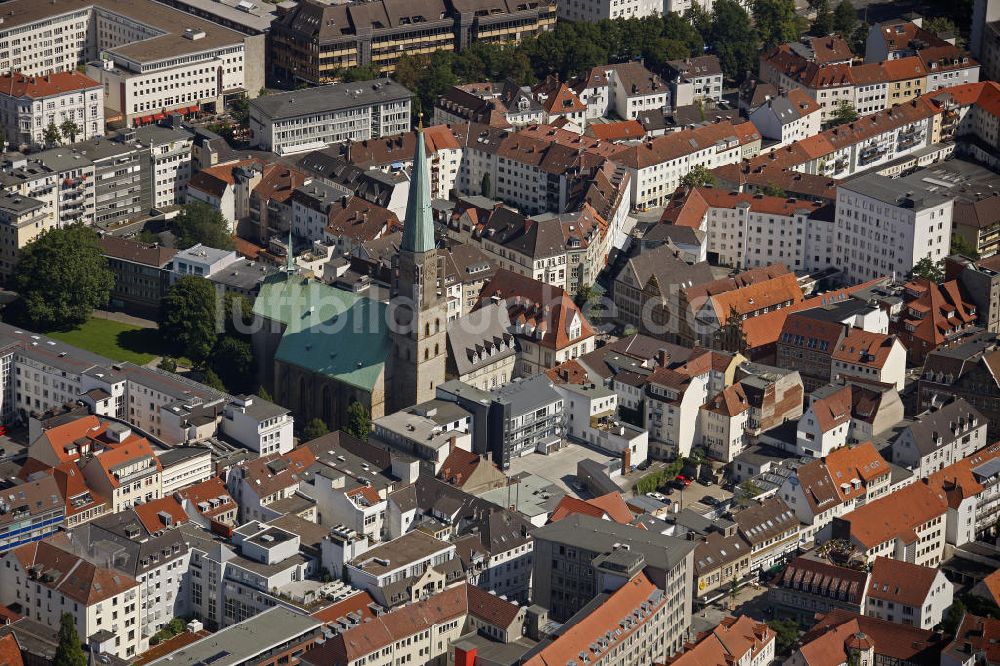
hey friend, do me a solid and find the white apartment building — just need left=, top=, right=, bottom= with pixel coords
left=346, top=530, right=458, bottom=599
left=80, top=428, right=163, bottom=512
left=621, top=121, right=761, bottom=210
left=555, top=382, right=649, bottom=466
left=1, top=149, right=96, bottom=228
left=220, top=394, right=294, bottom=456
left=157, top=447, right=213, bottom=495
left=248, top=79, right=411, bottom=155
left=833, top=481, right=948, bottom=566
left=0, top=539, right=144, bottom=659
left=700, top=384, right=751, bottom=463
left=835, top=170, right=954, bottom=283
left=0, top=72, right=104, bottom=149
left=748, top=89, right=822, bottom=149
left=137, top=124, right=193, bottom=209
left=557, top=0, right=663, bottom=22
left=694, top=189, right=825, bottom=271
left=0, top=0, right=263, bottom=125
left=0, top=191, right=48, bottom=277
left=865, top=557, right=953, bottom=629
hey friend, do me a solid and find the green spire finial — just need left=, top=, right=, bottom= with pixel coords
left=401, top=120, right=434, bottom=254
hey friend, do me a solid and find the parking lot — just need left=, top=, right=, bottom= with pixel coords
left=506, top=442, right=615, bottom=495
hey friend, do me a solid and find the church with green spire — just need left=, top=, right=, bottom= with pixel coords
left=249, top=119, right=444, bottom=428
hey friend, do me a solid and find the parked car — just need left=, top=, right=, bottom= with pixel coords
left=701, top=495, right=719, bottom=506
left=647, top=492, right=666, bottom=501
left=676, top=475, right=692, bottom=487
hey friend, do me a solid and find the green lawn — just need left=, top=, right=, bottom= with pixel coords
left=45, top=317, right=180, bottom=366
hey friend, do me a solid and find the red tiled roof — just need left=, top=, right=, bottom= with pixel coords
left=925, top=442, right=1000, bottom=507
left=550, top=492, right=634, bottom=525
left=832, top=329, right=899, bottom=369
left=616, top=121, right=760, bottom=170
left=867, top=556, right=940, bottom=607
left=524, top=574, right=664, bottom=666
left=0, top=633, right=25, bottom=666
left=187, top=159, right=258, bottom=198
left=799, top=610, right=943, bottom=666
left=839, top=482, right=947, bottom=549
left=90, top=436, right=161, bottom=489
left=709, top=272, right=804, bottom=326
left=475, top=269, right=595, bottom=351
left=133, top=496, right=188, bottom=533
left=0, top=71, right=100, bottom=98
left=326, top=196, right=400, bottom=241
left=948, top=614, right=1000, bottom=666
left=174, top=477, right=236, bottom=520
left=587, top=120, right=645, bottom=142
left=312, top=590, right=378, bottom=625
left=11, top=537, right=137, bottom=605
left=669, top=616, right=774, bottom=666
left=240, top=447, right=317, bottom=498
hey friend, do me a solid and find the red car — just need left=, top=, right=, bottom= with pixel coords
left=675, top=474, right=692, bottom=487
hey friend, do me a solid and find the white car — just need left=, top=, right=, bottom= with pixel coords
left=646, top=492, right=666, bottom=501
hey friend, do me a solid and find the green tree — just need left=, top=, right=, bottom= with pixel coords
left=345, top=401, right=372, bottom=440
left=257, top=385, right=273, bottom=401
left=849, top=20, right=869, bottom=53
left=302, top=418, right=329, bottom=441
left=760, top=183, right=787, bottom=197
left=158, top=357, right=178, bottom=372
left=14, top=225, right=113, bottom=330
left=829, top=101, right=859, bottom=127
left=681, top=164, right=717, bottom=188
left=211, top=335, right=254, bottom=393
left=229, top=97, right=250, bottom=126
left=832, top=0, right=857, bottom=36
left=951, top=233, right=980, bottom=260
left=43, top=122, right=62, bottom=147
left=160, top=276, right=217, bottom=362
left=911, top=256, right=944, bottom=282
left=754, top=0, right=799, bottom=49
left=924, top=17, right=965, bottom=48
left=339, top=63, right=382, bottom=82
left=173, top=202, right=234, bottom=250
left=711, top=0, right=760, bottom=83
left=481, top=172, right=493, bottom=198
left=810, top=0, right=835, bottom=36
left=54, top=613, right=86, bottom=666
left=767, top=619, right=800, bottom=655
left=60, top=119, right=81, bottom=144
left=201, top=368, right=226, bottom=391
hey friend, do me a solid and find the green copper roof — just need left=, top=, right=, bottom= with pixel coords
left=253, top=275, right=391, bottom=392
left=400, top=127, right=434, bottom=254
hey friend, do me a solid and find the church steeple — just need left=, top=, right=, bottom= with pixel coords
left=401, top=115, right=434, bottom=254
left=387, top=114, right=447, bottom=412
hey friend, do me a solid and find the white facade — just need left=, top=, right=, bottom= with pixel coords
left=0, top=74, right=104, bottom=148
left=248, top=82, right=411, bottom=155
left=557, top=0, right=664, bottom=22
left=0, top=547, right=144, bottom=659
left=220, top=395, right=294, bottom=456
left=555, top=383, right=649, bottom=466
left=158, top=449, right=213, bottom=495
left=834, top=174, right=954, bottom=283
left=865, top=565, right=953, bottom=629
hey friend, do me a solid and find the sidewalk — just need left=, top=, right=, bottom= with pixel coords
left=93, top=309, right=158, bottom=329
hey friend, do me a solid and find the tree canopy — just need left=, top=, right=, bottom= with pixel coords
left=828, top=101, right=859, bottom=127
left=345, top=401, right=372, bottom=441
left=302, top=418, right=329, bottom=442
left=951, top=233, right=980, bottom=260
left=709, top=0, right=760, bottom=83
left=681, top=165, right=717, bottom=188
left=754, top=0, right=801, bottom=49
left=160, top=276, right=218, bottom=362
left=911, top=257, right=944, bottom=282
left=14, top=225, right=114, bottom=330
left=173, top=202, right=234, bottom=250
left=54, top=614, right=86, bottom=666
left=210, top=335, right=255, bottom=394
left=832, top=0, right=858, bottom=36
